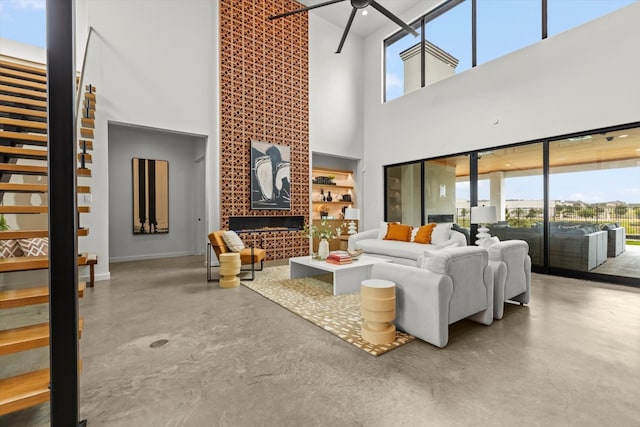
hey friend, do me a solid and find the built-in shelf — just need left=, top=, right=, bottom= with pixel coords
left=311, top=167, right=357, bottom=220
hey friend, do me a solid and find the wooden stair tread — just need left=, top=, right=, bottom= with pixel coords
left=80, top=118, right=94, bottom=129
left=0, top=59, right=47, bottom=77
left=0, top=146, right=47, bottom=159
left=0, top=253, right=89, bottom=273
left=78, top=153, right=93, bottom=163
left=0, top=205, right=90, bottom=214
left=0, top=84, right=47, bottom=99
left=0, top=130, right=48, bottom=145
left=0, top=368, right=50, bottom=416
left=0, top=282, right=86, bottom=309
left=0, top=94, right=47, bottom=108
left=0, top=318, right=83, bottom=355
left=0, top=105, right=47, bottom=118
left=0, top=65, right=47, bottom=84
left=0, top=183, right=90, bottom=194
left=0, top=164, right=91, bottom=177
left=0, top=164, right=47, bottom=175
left=78, top=167, right=92, bottom=177
left=0, top=117, right=48, bottom=130
left=0, top=229, right=89, bottom=240
left=79, top=140, right=93, bottom=150
left=0, top=75, right=47, bottom=91
left=80, top=128, right=93, bottom=138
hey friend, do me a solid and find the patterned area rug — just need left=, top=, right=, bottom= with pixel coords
left=241, top=265, right=414, bottom=356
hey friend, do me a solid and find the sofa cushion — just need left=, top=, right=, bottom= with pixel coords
left=18, top=237, right=48, bottom=256
left=431, top=223, right=452, bottom=244
left=355, top=239, right=428, bottom=260
left=384, top=223, right=413, bottom=242
left=0, top=239, right=24, bottom=258
left=414, top=224, right=436, bottom=244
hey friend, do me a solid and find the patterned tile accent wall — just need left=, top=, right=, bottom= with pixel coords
left=219, top=0, right=309, bottom=260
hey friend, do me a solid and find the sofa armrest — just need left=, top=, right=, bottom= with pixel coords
left=370, top=263, right=453, bottom=348
left=348, top=229, right=378, bottom=250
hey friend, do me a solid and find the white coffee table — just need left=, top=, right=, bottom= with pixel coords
left=289, top=255, right=390, bottom=295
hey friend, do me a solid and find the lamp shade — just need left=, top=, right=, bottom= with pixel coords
left=344, top=208, right=360, bottom=221
left=471, top=206, right=497, bottom=224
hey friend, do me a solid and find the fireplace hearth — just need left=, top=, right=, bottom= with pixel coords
left=229, top=216, right=304, bottom=232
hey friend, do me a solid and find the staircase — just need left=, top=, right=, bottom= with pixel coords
left=0, top=57, right=95, bottom=416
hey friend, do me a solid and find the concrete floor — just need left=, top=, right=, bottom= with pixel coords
left=3, top=256, right=640, bottom=426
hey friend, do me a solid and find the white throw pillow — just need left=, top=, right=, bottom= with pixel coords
left=431, top=223, right=452, bottom=244
left=222, top=230, right=244, bottom=252
left=377, top=221, right=388, bottom=239
left=410, top=227, right=419, bottom=242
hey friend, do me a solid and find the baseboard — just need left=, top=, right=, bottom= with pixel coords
left=80, top=272, right=111, bottom=283
left=109, top=251, right=195, bottom=263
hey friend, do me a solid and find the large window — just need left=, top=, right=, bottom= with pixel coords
left=383, top=0, right=635, bottom=102
left=478, top=144, right=544, bottom=266
left=383, top=123, right=640, bottom=284
left=384, top=24, right=421, bottom=102
left=549, top=130, right=640, bottom=276
left=476, top=0, right=541, bottom=64
left=548, top=0, right=636, bottom=37
left=386, top=163, right=422, bottom=225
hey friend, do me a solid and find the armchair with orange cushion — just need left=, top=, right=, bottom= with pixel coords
left=207, top=230, right=266, bottom=281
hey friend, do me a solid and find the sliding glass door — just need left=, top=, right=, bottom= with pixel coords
left=549, top=129, right=640, bottom=278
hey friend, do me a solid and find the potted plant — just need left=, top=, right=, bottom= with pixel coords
left=0, top=213, right=10, bottom=231
left=302, top=220, right=346, bottom=260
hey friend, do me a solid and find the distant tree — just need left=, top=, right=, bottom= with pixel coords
left=595, top=206, right=605, bottom=215
left=614, top=204, right=628, bottom=217
left=527, top=208, right=539, bottom=219
left=579, top=207, right=596, bottom=218
left=460, top=208, right=468, bottom=218
left=634, top=207, right=640, bottom=219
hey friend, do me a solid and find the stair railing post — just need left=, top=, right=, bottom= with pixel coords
left=46, top=0, right=80, bottom=425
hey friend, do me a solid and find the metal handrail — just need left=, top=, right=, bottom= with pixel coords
left=74, top=26, right=96, bottom=123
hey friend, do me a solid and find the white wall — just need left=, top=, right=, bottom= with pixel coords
left=362, top=2, right=640, bottom=230
left=309, top=14, right=365, bottom=160
left=108, top=124, right=203, bottom=262
left=76, top=0, right=219, bottom=279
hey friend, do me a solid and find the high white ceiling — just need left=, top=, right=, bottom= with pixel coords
left=294, top=0, right=423, bottom=37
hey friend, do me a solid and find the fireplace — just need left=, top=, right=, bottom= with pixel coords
left=229, top=216, right=305, bottom=232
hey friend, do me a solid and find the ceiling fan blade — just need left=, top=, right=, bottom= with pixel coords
left=268, top=0, right=347, bottom=20
left=336, top=7, right=358, bottom=54
left=370, top=0, right=418, bottom=37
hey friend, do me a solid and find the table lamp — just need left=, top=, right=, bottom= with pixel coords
left=344, top=208, right=360, bottom=234
left=471, top=206, right=497, bottom=246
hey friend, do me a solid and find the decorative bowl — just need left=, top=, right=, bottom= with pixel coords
left=347, top=249, right=364, bottom=259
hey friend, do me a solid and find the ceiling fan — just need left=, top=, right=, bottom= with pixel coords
left=268, top=0, right=418, bottom=54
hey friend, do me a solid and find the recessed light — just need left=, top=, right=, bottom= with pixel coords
left=362, top=10, right=368, bottom=16
left=505, top=163, right=511, bottom=166
left=619, top=134, right=629, bottom=138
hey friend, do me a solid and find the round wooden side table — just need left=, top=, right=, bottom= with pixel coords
left=219, top=252, right=241, bottom=288
left=360, top=279, right=396, bottom=344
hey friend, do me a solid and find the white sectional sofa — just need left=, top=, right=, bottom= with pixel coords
left=369, top=246, right=495, bottom=348
left=348, top=223, right=467, bottom=266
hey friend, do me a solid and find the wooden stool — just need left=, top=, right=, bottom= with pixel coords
left=360, top=279, right=396, bottom=344
left=219, top=253, right=241, bottom=288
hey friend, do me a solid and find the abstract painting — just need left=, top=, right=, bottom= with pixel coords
left=250, top=140, right=290, bottom=210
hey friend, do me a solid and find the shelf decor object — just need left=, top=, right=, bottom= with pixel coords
left=344, top=208, right=360, bottom=234
left=471, top=205, right=497, bottom=246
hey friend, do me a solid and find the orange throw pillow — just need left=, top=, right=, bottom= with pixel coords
left=414, top=224, right=437, bottom=244
left=384, top=223, right=413, bottom=242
